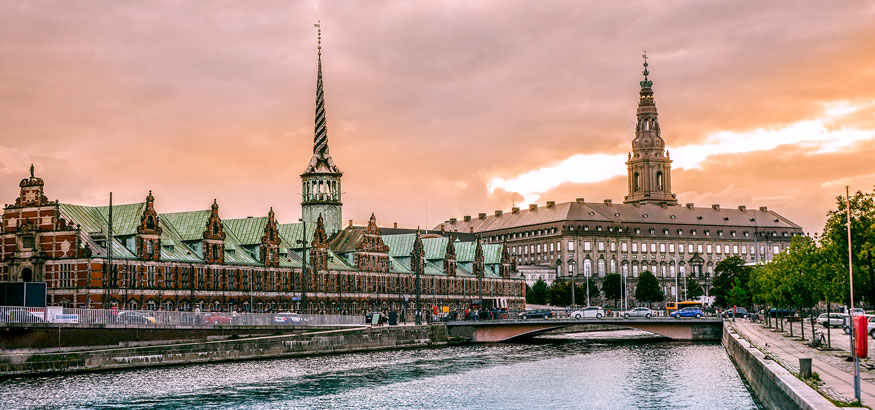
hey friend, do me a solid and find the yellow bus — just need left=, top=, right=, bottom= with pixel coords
left=666, top=301, right=703, bottom=315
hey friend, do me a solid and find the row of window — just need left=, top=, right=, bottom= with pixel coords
left=488, top=226, right=795, bottom=242
left=513, top=241, right=782, bottom=258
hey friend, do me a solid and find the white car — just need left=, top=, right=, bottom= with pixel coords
left=571, top=306, right=605, bottom=319
left=817, top=313, right=845, bottom=328
left=623, top=307, right=653, bottom=319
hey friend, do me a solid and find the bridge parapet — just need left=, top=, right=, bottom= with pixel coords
left=446, top=318, right=723, bottom=342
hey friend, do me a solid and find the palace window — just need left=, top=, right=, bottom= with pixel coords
left=650, top=243, right=656, bottom=253
left=669, top=243, right=675, bottom=253
left=706, top=245, right=712, bottom=254
left=597, top=259, right=606, bottom=277
left=621, top=242, right=628, bottom=252
left=632, top=242, right=638, bottom=252
left=568, top=241, right=574, bottom=251
left=598, top=242, right=605, bottom=251
left=584, top=259, right=592, bottom=276
left=659, top=243, right=666, bottom=253
left=610, top=242, right=616, bottom=252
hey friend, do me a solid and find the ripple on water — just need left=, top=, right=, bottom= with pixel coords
left=0, top=338, right=758, bottom=410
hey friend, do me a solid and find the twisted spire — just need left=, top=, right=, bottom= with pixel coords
left=314, top=21, right=328, bottom=156
left=640, top=51, right=653, bottom=89
left=303, top=21, right=340, bottom=175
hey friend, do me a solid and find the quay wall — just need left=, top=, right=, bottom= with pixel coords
left=0, top=324, right=306, bottom=350
left=722, top=323, right=839, bottom=410
left=0, top=325, right=448, bottom=377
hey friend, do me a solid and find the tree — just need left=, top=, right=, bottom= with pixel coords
left=685, top=277, right=704, bottom=300
left=635, top=270, right=664, bottom=308
left=820, top=188, right=875, bottom=306
left=712, top=256, right=752, bottom=308
left=602, top=273, right=622, bottom=307
left=527, top=279, right=549, bottom=305
left=547, top=280, right=586, bottom=307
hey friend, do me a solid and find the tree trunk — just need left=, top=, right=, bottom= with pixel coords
left=827, top=302, right=832, bottom=349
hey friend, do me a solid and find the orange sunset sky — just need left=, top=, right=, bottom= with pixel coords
left=0, top=1, right=873, bottom=234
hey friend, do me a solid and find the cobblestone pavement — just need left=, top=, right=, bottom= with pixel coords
left=733, top=317, right=875, bottom=406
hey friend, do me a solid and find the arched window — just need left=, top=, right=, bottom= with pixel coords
left=634, top=173, right=641, bottom=191
left=656, top=171, right=664, bottom=191
left=212, top=223, right=219, bottom=235
left=555, top=263, right=561, bottom=277
left=610, top=259, right=617, bottom=274
left=146, top=216, right=155, bottom=230
left=568, top=263, right=574, bottom=275
left=583, top=259, right=591, bottom=277
left=597, top=259, right=605, bottom=277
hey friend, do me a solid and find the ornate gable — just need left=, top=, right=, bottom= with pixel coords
left=260, top=208, right=281, bottom=267
left=354, top=213, right=390, bottom=272
left=444, top=234, right=457, bottom=276
left=473, top=238, right=484, bottom=278
left=310, top=214, right=329, bottom=271
left=136, top=191, right=162, bottom=261
left=498, top=239, right=513, bottom=278
left=15, top=165, right=52, bottom=208
left=203, top=199, right=226, bottom=264
left=410, top=228, right=424, bottom=273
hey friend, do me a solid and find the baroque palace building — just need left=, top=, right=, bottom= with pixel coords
left=439, top=56, right=804, bottom=303
left=0, top=29, right=526, bottom=313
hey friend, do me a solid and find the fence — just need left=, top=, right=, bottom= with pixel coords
left=0, top=306, right=363, bottom=327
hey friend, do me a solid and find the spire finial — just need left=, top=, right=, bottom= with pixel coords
left=640, top=51, right=653, bottom=88
left=29, top=164, right=34, bottom=178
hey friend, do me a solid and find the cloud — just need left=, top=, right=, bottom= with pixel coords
left=488, top=102, right=875, bottom=206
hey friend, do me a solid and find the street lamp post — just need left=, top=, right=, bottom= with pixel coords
left=585, top=265, right=591, bottom=308
left=846, top=186, right=861, bottom=402
left=297, top=218, right=309, bottom=314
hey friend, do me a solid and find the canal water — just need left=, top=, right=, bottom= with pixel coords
left=1, top=331, right=759, bottom=409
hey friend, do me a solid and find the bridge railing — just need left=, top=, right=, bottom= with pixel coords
left=0, top=306, right=363, bottom=327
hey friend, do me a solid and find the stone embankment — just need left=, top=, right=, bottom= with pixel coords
left=0, top=324, right=448, bottom=377
left=722, top=323, right=840, bottom=410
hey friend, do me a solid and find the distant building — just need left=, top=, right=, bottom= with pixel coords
left=0, top=29, right=526, bottom=313
left=439, top=56, right=803, bottom=304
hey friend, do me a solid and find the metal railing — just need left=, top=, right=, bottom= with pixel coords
left=0, top=306, right=363, bottom=327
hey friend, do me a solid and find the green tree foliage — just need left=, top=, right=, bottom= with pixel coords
left=526, top=279, right=549, bottom=305
left=712, top=256, right=752, bottom=308
left=685, top=277, right=704, bottom=300
left=602, top=273, right=622, bottom=307
left=635, top=270, right=664, bottom=308
left=820, top=188, right=875, bottom=306
left=548, top=280, right=586, bottom=307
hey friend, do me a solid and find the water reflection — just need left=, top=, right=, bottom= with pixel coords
left=0, top=332, right=759, bottom=410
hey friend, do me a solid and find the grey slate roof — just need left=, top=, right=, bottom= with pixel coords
left=439, top=201, right=802, bottom=233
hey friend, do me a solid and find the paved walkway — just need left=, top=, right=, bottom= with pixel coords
left=733, top=318, right=875, bottom=406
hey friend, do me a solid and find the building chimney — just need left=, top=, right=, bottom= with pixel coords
left=529, top=204, right=537, bottom=211
left=546, top=201, right=555, bottom=208
left=604, top=199, right=612, bottom=206
left=449, top=218, right=457, bottom=224
left=394, top=222, right=398, bottom=229
left=464, top=215, right=471, bottom=222
left=440, top=224, right=445, bottom=234
left=738, top=205, right=747, bottom=212
left=512, top=207, right=520, bottom=214
left=495, top=210, right=503, bottom=217
left=685, top=203, right=694, bottom=210
left=469, top=227, right=474, bottom=233
left=576, top=198, right=586, bottom=204
left=759, top=206, right=768, bottom=212
left=712, top=204, right=720, bottom=210
left=348, top=219, right=353, bottom=227
left=478, top=213, right=486, bottom=220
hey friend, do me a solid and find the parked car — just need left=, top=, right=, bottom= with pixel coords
left=274, top=312, right=308, bottom=325
left=817, top=313, right=845, bottom=328
left=519, top=309, right=553, bottom=319
left=203, top=313, right=233, bottom=325
left=3, top=309, right=46, bottom=323
left=570, top=306, right=605, bottom=319
left=115, top=311, right=156, bottom=324
left=768, top=308, right=796, bottom=318
left=723, top=307, right=748, bottom=318
left=671, top=307, right=703, bottom=319
left=623, top=307, right=652, bottom=319
left=867, top=320, right=875, bottom=338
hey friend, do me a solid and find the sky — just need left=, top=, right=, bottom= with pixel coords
left=0, top=0, right=873, bottom=234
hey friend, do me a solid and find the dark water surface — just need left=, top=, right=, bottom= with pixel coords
left=0, top=332, right=759, bottom=409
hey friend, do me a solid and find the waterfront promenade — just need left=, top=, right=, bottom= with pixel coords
left=733, top=318, right=875, bottom=407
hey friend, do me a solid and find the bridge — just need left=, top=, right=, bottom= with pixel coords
left=446, top=317, right=724, bottom=342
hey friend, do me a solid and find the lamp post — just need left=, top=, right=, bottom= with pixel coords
left=569, top=260, right=576, bottom=307
left=585, top=262, right=591, bottom=308
left=297, top=218, right=309, bottom=314
left=846, top=186, right=861, bottom=402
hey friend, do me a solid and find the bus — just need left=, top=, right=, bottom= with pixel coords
left=665, top=301, right=703, bottom=315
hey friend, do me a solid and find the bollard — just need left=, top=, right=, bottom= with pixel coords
left=799, top=358, right=812, bottom=378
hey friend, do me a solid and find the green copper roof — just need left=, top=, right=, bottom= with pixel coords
left=382, top=233, right=416, bottom=257
left=223, top=217, right=267, bottom=245
left=422, top=237, right=449, bottom=260
left=160, top=210, right=210, bottom=241
left=59, top=203, right=137, bottom=259
left=156, top=217, right=202, bottom=262
left=95, top=203, right=146, bottom=236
